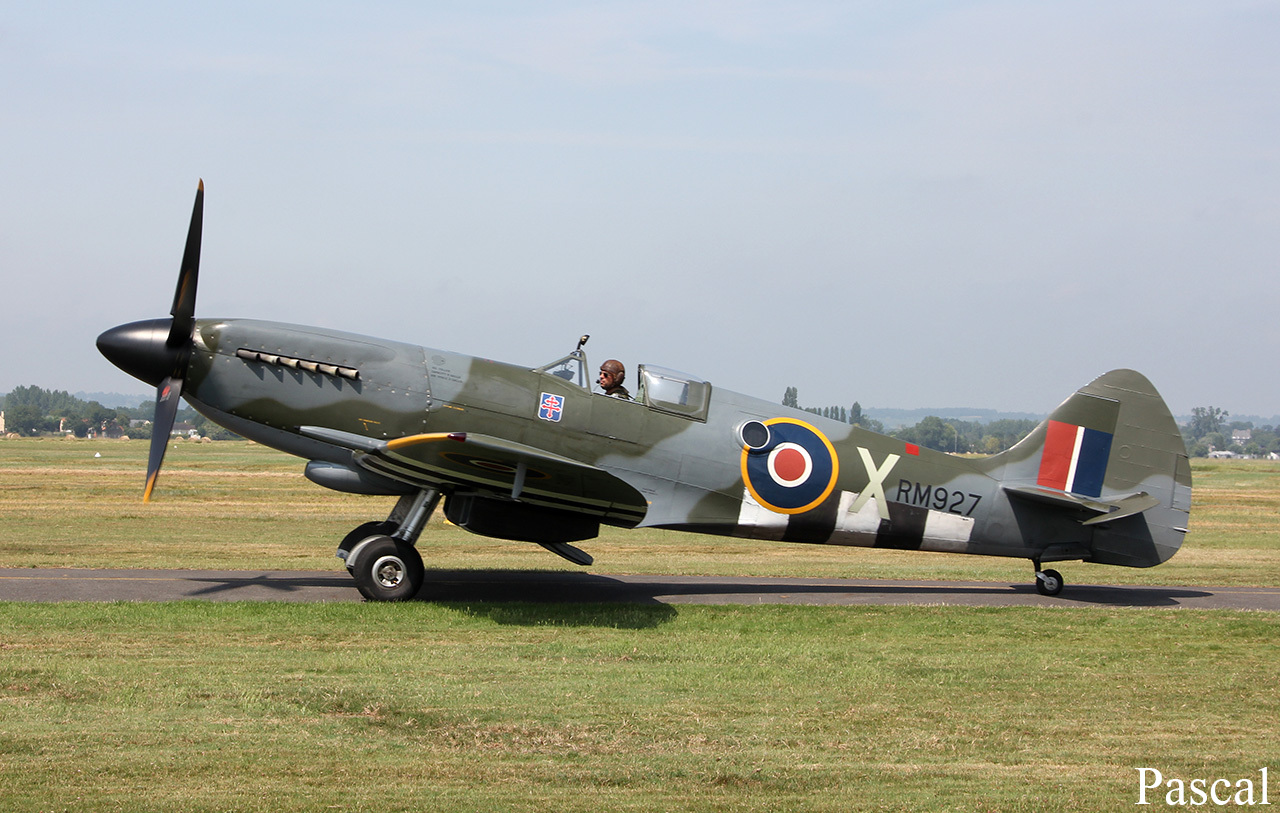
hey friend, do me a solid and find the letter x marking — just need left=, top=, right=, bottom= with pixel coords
left=850, top=447, right=900, bottom=520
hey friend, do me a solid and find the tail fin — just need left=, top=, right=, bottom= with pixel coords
left=980, top=370, right=1191, bottom=568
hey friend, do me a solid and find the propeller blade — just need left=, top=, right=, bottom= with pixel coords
left=144, top=375, right=184, bottom=503
left=167, top=179, right=204, bottom=348
left=143, top=180, right=203, bottom=502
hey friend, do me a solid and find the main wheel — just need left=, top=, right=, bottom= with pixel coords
left=1035, top=568, right=1064, bottom=597
left=351, top=535, right=425, bottom=602
left=337, top=521, right=398, bottom=570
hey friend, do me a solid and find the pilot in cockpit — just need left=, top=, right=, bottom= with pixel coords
left=597, top=359, right=632, bottom=400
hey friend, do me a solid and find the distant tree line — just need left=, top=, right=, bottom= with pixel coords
left=782, top=390, right=1280, bottom=459
left=894, top=416, right=1040, bottom=455
left=785, top=387, right=891, bottom=435
left=781, top=387, right=1037, bottom=454
left=1182, top=406, right=1278, bottom=458
left=4, top=384, right=1274, bottom=458
left=0, top=386, right=237, bottom=439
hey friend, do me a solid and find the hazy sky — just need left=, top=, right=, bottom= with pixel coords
left=3, top=2, right=1277, bottom=417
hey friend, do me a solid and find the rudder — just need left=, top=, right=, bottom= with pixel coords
left=983, top=370, right=1191, bottom=567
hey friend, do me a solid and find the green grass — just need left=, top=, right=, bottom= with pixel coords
left=1, top=601, right=1276, bottom=812
left=1, top=437, right=1277, bottom=586
left=1, top=438, right=1278, bottom=811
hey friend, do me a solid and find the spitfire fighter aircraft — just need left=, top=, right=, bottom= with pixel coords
left=98, top=183, right=1192, bottom=601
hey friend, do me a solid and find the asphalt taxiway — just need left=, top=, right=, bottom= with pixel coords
left=1, top=568, right=1277, bottom=610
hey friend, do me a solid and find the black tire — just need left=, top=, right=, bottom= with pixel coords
left=1035, top=568, right=1064, bottom=597
left=337, top=521, right=398, bottom=570
left=351, top=535, right=424, bottom=602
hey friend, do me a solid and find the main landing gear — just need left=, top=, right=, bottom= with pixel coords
left=337, top=488, right=441, bottom=602
left=1032, top=560, right=1065, bottom=597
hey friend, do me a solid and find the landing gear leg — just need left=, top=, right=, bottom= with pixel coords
left=1032, top=559, right=1064, bottom=597
left=388, top=488, right=441, bottom=546
left=340, top=488, right=441, bottom=602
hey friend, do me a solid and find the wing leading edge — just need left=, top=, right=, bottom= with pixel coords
left=300, top=426, right=648, bottom=525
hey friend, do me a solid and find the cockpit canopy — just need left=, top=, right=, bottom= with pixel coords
left=537, top=351, right=590, bottom=389
left=635, top=365, right=711, bottom=421
left=534, top=351, right=711, bottom=422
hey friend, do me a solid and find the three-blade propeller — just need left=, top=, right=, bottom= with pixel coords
left=143, top=180, right=204, bottom=502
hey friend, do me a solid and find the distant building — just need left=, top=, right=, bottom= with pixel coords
left=1232, top=429, right=1252, bottom=445
left=171, top=422, right=201, bottom=438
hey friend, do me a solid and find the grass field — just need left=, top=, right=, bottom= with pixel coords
left=1, top=437, right=1278, bottom=811
left=1, top=436, right=1277, bottom=585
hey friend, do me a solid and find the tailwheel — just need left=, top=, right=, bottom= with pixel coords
left=350, top=535, right=425, bottom=602
left=1035, top=568, right=1064, bottom=597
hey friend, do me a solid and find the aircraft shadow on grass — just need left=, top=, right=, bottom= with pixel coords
left=417, top=570, right=1213, bottom=610
left=182, top=570, right=1212, bottom=613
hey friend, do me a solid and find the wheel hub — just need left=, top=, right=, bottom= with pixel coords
left=372, top=555, right=406, bottom=588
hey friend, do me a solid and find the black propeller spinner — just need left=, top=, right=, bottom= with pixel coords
left=96, top=180, right=204, bottom=501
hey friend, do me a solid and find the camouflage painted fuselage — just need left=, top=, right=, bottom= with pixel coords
left=180, top=318, right=1191, bottom=570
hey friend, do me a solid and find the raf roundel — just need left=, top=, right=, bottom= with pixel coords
left=767, top=443, right=812, bottom=485
left=740, top=418, right=839, bottom=514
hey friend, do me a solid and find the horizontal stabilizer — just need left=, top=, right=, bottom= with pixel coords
left=1004, top=485, right=1161, bottom=525
left=1079, top=492, right=1162, bottom=525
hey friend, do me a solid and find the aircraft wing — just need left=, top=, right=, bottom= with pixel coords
left=1003, top=485, right=1162, bottom=526
left=300, top=426, right=647, bottom=524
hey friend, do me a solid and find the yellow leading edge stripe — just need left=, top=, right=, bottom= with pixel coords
left=384, top=432, right=457, bottom=451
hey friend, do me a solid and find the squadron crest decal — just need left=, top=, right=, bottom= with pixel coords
left=538, top=392, right=565, bottom=422
left=740, top=418, right=839, bottom=514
